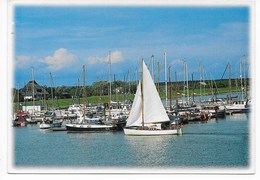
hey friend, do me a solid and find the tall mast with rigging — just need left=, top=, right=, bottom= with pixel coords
left=141, top=59, right=145, bottom=129
left=164, top=52, right=167, bottom=107
left=108, top=51, right=112, bottom=120
left=82, top=65, right=86, bottom=122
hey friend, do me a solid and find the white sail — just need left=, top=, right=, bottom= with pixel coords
left=126, top=61, right=169, bottom=127
left=125, top=81, right=142, bottom=127
left=142, top=60, right=169, bottom=123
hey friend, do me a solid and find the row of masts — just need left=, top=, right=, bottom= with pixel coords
left=149, top=53, right=249, bottom=107
left=16, top=53, right=249, bottom=113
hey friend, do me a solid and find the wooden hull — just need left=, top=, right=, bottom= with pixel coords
left=65, top=124, right=116, bottom=132
left=124, top=128, right=182, bottom=136
left=50, top=127, right=67, bottom=131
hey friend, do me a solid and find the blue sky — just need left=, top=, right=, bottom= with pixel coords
left=14, top=6, right=250, bottom=87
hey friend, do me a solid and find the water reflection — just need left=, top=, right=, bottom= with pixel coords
left=124, top=135, right=180, bottom=167
left=228, top=113, right=250, bottom=121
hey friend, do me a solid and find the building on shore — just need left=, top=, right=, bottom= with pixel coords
left=19, top=80, right=49, bottom=101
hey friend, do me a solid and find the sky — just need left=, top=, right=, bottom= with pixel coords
left=13, top=5, right=250, bottom=87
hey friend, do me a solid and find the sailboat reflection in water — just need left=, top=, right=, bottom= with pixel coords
left=124, top=60, right=182, bottom=136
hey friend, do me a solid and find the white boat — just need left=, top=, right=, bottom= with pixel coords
left=39, top=121, right=51, bottom=129
left=65, top=122, right=115, bottom=132
left=65, top=112, right=116, bottom=131
left=124, top=60, right=182, bottom=136
left=225, top=99, right=250, bottom=114
left=199, top=104, right=226, bottom=118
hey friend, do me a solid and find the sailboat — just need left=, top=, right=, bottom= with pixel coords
left=124, top=60, right=182, bottom=136
left=65, top=65, right=116, bottom=132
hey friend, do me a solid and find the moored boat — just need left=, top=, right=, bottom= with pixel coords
left=13, top=115, right=28, bottom=127
left=66, top=122, right=116, bottom=132
left=65, top=65, right=117, bottom=132
left=123, top=60, right=182, bottom=136
left=200, top=105, right=226, bottom=118
left=225, top=99, right=250, bottom=114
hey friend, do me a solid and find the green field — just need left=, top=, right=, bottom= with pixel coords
left=13, top=86, right=246, bottom=112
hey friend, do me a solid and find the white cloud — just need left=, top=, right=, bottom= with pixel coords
left=15, top=55, right=34, bottom=69
left=171, top=59, right=185, bottom=66
left=86, top=50, right=124, bottom=65
left=42, top=48, right=78, bottom=71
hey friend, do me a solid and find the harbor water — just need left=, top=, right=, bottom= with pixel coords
left=13, top=113, right=250, bottom=170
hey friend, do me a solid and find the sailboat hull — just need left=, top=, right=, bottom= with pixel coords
left=65, top=124, right=116, bottom=132
left=39, top=123, right=51, bottom=129
left=124, top=128, right=181, bottom=136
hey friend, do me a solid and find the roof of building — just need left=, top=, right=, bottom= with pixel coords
left=19, top=80, right=49, bottom=96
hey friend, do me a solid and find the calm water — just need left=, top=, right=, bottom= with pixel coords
left=13, top=113, right=250, bottom=169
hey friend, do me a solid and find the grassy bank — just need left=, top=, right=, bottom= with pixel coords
left=13, top=86, right=245, bottom=112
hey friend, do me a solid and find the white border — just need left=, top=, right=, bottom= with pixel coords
left=1, top=0, right=258, bottom=177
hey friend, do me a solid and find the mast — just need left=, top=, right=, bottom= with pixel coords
left=24, top=82, right=27, bottom=111
left=185, top=62, right=189, bottom=105
left=141, top=59, right=144, bottom=129
left=17, top=83, right=19, bottom=112
left=128, top=69, right=131, bottom=102
left=240, top=61, right=244, bottom=100
left=108, top=51, right=112, bottom=119
left=95, top=77, right=99, bottom=104
left=202, top=65, right=205, bottom=101
left=175, top=71, right=178, bottom=107
left=228, top=62, right=232, bottom=103
left=192, top=73, right=195, bottom=103
left=168, top=65, right=172, bottom=110
left=31, top=66, right=35, bottom=114
left=183, top=61, right=186, bottom=106
left=82, top=65, right=86, bottom=122
left=164, top=52, right=167, bottom=107
left=43, top=73, right=46, bottom=111
left=114, top=74, right=117, bottom=103
left=151, top=55, right=154, bottom=81
left=235, top=73, right=239, bottom=97
left=243, top=57, right=247, bottom=99
left=136, top=67, right=138, bottom=86
left=50, top=72, right=54, bottom=110
left=245, top=66, right=248, bottom=99
left=199, top=64, right=202, bottom=104
left=100, top=79, right=103, bottom=104
left=77, top=78, right=80, bottom=104
left=157, top=61, right=160, bottom=93
left=124, top=75, right=126, bottom=104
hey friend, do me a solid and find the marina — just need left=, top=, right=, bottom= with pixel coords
left=11, top=57, right=252, bottom=171
left=9, top=4, right=254, bottom=175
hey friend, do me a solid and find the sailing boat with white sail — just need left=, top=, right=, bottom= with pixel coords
left=124, top=60, right=182, bottom=136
